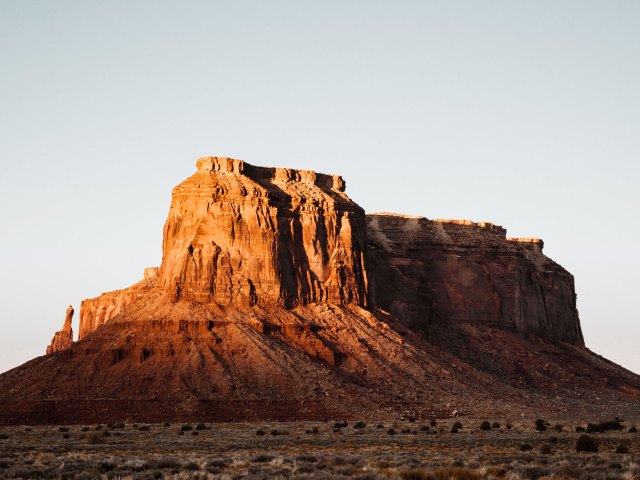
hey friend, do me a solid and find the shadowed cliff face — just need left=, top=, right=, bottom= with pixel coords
left=366, top=214, right=584, bottom=346
left=158, top=157, right=368, bottom=309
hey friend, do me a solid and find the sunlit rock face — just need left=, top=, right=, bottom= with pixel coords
left=366, top=214, right=584, bottom=345
left=46, top=306, right=74, bottom=354
left=157, top=157, right=368, bottom=308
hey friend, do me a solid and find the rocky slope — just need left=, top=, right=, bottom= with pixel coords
left=0, top=156, right=637, bottom=424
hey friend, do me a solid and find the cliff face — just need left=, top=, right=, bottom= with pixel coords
left=366, top=214, right=584, bottom=345
left=157, top=157, right=368, bottom=308
left=79, top=268, right=157, bottom=339
left=77, top=158, right=582, bottom=346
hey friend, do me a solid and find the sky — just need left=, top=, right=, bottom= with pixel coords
left=0, top=1, right=638, bottom=375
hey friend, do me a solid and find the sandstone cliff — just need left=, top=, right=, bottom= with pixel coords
left=3, top=155, right=635, bottom=425
left=366, top=214, right=583, bottom=345
left=158, top=157, right=367, bottom=308
left=45, top=306, right=74, bottom=355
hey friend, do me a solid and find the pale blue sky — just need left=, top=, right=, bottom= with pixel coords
left=1, top=1, right=638, bottom=374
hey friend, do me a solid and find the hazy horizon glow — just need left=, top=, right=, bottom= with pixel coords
left=0, top=1, right=638, bottom=374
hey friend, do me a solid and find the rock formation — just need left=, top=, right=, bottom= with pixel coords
left=366, top=214, right=584, bottom=345
left=45, top=306, right=74, bottom=355
left=1, top=156, right=638, bottom=425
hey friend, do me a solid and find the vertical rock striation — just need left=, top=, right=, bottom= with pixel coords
left=157, top=157, right=368, bottom=308
left=46, top=306, right=74, bottom=354
left=366, top=213, right=584, bottom=345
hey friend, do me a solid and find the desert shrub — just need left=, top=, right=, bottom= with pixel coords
left=491, top=422, right=500, bottom=429
left=387, top=428, right=396, bottom=435
left=554, top=423, right=564, bottom=432
left=100, top=462, right=117, bottom=472
left=541, top=445, right=552, bottom=454
left=195, top=423, right=207, bottom=431
left=353, top=421, right=366, bottom=429
left=63, top=433, right=70, bottom=439
left=252, top=454, right=274, bottom=463
left=586, top=419, right=624, bottom=433
left=86, top=431, right=105, bottom=444
left=407, top=416, right=416, bottom=423
left=520, top=443, right=533, bottom=451
left=549, top=435, right=558, bottom=444
left=95, top=424, right=103, bottom=430
left=615, top=445, right=629, bottom=454
left=333, top=420, right=348, bottom=428
left=256, top=429, right=265, bottom=435
left=138, top=425, right=150, bottom=431
left=270, top=429, right=282, bottom=436
left=163, top=422, right=170, bottom=427
left=296, top=455, right=318, bottom=463
left=450, top=421, right=463, bottom=433
left=81, top=426, right=90, bottom=432
left=535, top=419, right=546, bottom=432
left=479, top=421, right=491, bottom=431
left=420, top=425, right=430, bottom=431
left=58, top=427, right=69, bottom=432
left=377, top=424, right=384, bottom=429
left=177, top=430, right=184, bottom=436
left=191, top=430, right=199, bottom=436
left=506, top=423, right=512, bottom=429
left=575, top=426, right=585, bottom=432
left=206, top=459, right=228, bottom=473
left=629, top=426, right=637, bottom=433
left=430, top=419, right=437, bottom=426
left=180, top=424, right=193, bottom=431
left=576, top=434, right=598, bottom=452
left=103, top=430, right=111, bottom=437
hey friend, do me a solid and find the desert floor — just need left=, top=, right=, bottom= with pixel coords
left=0, top=417, right=638, bottom=479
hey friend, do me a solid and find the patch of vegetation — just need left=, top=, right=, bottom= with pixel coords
left=479, top=421, right=491, bottom=431
left=535, top=419, right=546, bottom=432
left=586, top=419, right=624, bottom=433
left=576, top=434, right=598, bottom=452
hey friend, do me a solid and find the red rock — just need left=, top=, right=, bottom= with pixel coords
left=2, top=156, right=637, bottom=425
left=45, top=306, right=74, bottom=354
left=366, top=214, right=584, bottom=345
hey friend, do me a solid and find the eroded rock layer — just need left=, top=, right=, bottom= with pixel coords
left=5, top=155, right=637, bottom=425
left=366, top=214, right=584, bottom=345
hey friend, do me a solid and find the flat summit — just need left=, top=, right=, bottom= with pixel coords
left=1, top=157, right=638, bottom=424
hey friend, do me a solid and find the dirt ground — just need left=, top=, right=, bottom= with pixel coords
left=0, top=417, right=638, bottom=479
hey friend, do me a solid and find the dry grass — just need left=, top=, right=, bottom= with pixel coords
left=0, top=417, right=638, bottom=479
